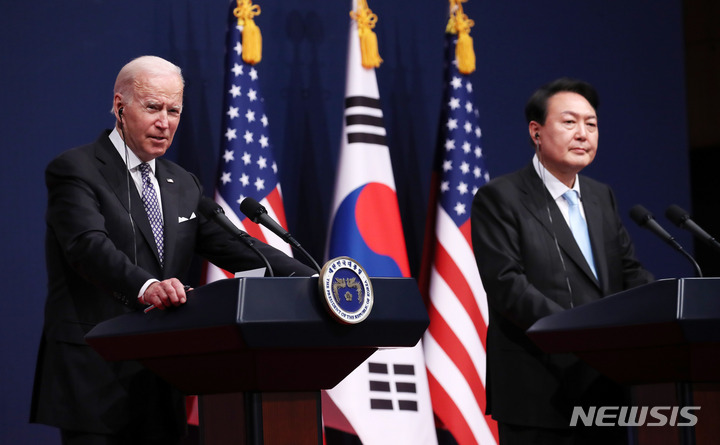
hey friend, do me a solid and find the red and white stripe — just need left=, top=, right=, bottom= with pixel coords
left=423, top=206, right=498, bottom=444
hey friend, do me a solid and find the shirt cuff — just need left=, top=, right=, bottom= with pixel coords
left=137, top=279, right=160, bottom=304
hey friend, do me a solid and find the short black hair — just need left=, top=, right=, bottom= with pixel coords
left=524, top=77, right=599, bottom=125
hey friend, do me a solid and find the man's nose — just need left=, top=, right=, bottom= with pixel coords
left=155, top=111, right=169, bottom=129
left=576, top=124, right=588, bottom=139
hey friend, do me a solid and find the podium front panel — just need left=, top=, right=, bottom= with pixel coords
left=86, top=277, right=429, bottom=393
left=527, top=278, right=720, bottom=384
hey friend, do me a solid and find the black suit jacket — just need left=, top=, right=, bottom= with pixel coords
left=471, top=162, right=652, bottom=428
left=30, top=131, right=314, bottom=434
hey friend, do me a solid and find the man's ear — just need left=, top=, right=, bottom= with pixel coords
left=528, top=121, right=542, bottom=149
left=528, top=121, right=541, bottom=140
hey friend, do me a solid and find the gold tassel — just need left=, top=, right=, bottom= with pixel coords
left=448, top=0, right=476, bottom=74
left=456, top=29, right=475, bottom=75
left=351, top=0, right=383, bottom=68
left=446, top=9, right=457, bottom=34
left=234, top=0, right=262, bottom=65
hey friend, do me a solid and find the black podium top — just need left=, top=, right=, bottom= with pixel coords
left=86, top=277, right=429, bottom=393
left=527, top=278, right=720, bottom=384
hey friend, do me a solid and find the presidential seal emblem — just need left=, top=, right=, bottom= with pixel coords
left=319, top=257, right=374, bottom=324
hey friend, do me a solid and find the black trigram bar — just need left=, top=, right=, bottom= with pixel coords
left=345, top=96, right=381, bottom=109
left=398, top=400, right=418, bottom=411
left=370, top=399, right=394, bottom=410
left=346, top=114, right=384, bottom=127
left=347, top=132, right=387, bottom=145
left=368, top=362, right=388, bottom=374
left=369, top=380, right=391, bottom=392
left=394, top=364, right=415, bottom=375
left=395, top=382, right=416, bottom=393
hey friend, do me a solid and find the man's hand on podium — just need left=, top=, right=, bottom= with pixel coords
left=142, top=278, right=192, bottom=313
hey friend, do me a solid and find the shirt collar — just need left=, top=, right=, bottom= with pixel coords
left=109, top=128, right=157, bottom=174
left=532, top=154, right=581, bottom=201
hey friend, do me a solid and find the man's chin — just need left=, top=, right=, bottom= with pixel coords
left=141, top=147, right=169, bottom=160
left=568, top=153, right=593, bottom=167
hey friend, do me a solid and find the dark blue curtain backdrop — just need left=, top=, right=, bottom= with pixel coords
left=1, top=1, right=690, bottom=442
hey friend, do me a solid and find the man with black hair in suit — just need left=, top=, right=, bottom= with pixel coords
left=471, top=78, right=653, bottom=444
left=30, top=55, right=314, bottom=445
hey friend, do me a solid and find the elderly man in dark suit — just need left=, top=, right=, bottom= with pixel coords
left=30, top=55, right=314, bottom=445
left=471, top=78, right=653, bottom=445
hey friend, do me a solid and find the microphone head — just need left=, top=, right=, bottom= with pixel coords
left=198, top=197, right=224, bottom=218
left=665, top=204, right=690, bottom=227
left=239, top=197, right=267, bottom=223
left=629, top=204, right=653, bottom=226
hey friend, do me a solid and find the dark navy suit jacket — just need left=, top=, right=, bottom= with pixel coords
left=31, top=131, right=314, bottom=434
left=471, top=162, right=653, bottom=428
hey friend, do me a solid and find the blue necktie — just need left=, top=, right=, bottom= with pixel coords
left=563, top=190, right=596, bottom=278
left=139, top=163, right=164, bottom=266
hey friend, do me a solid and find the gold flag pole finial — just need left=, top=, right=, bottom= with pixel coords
left=351, top=0, right=383, bottom=68
left=234, top=0, right=262, bottom=65
left=448, top=0, right=476, bottom=74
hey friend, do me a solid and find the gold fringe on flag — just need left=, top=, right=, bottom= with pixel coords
left=234, top=0, right=262, bottom=65
left=448, top=0, right=476, bottom=74
left=351, top=0, right=383, bottom=68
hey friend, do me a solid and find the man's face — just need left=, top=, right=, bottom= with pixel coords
left=117, top=72, right=183, bottom=162
left=533, top=91, right=598, bottom=185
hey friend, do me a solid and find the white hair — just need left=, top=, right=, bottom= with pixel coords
left=111, top=55, right=184, bottom=112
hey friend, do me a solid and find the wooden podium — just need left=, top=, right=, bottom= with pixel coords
left=527, top=278, right=720, bottom=445
left=85, top=277, right=429, bottom=445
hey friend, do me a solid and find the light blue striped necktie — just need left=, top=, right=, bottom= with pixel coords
left=563, top=190, right=597, bottom=278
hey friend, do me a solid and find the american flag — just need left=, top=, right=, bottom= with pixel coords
left=206, top=1, right=292, bottom=286
left=187, top=3, right=290, bottom=425
left=420, top=33, right=498, bottom=444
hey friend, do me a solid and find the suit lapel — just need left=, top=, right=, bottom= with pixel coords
left=580, top=181, right=608, bottom=290
left=156, top=160, right=178, bottom=274
left=94, top=136, right=161, bottom=268
left=518, top=164, right=600, bottom=287
left=95, top=135, right=133, bottom=215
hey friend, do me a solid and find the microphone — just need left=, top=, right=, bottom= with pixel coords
left=240, top=197, right=322, bottom=274
left=198, top=197, right=274, bottom=277
left=240, top=198, right=299, bottom=247
left=665, top=204, right=720, bottom=253
left=629, top=204, right=702, bottom=277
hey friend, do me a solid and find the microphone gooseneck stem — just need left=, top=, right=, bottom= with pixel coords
left=661, top=236, right=703, bottom=278
left=240, top=197, right=323, bottom=274
left=199, top=198, right=275, bottom=277
left=292, top=241, right=322, bottom=275
left=674, top=244, right=703, bottom=278
left=235, top=234, right=274, bottom=277
left=664, top=236, right=704, bottom=277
